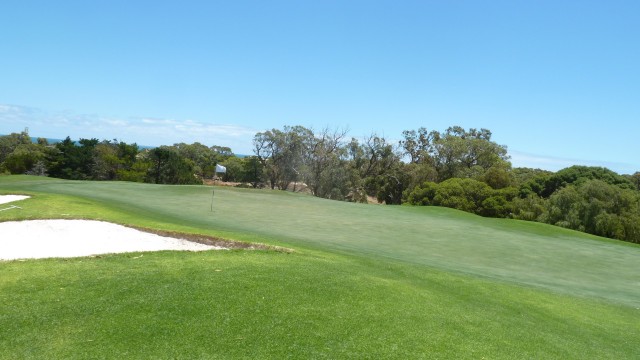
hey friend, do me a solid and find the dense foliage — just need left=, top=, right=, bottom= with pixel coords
left=405, top=166, right=640, bottom=243
left=2, top=127, right=639, bottom=244
left=0, top=131, right=235, bottom=185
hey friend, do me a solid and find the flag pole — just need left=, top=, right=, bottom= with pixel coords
left=211, top=163, right=227, bottom=212
left=210, top=187, right=215, bottom=212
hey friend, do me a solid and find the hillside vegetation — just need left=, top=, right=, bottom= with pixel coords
left=1, top=176, right=639, bottom=358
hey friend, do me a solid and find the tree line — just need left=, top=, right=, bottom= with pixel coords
left=0, top=130, right=239, bottom=185
left=2, top=127, right=640, bottom=244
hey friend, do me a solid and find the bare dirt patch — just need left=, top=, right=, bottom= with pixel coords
left=130, top=226, right=292, bottom=253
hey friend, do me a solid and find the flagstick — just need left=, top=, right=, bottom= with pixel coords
left=211, top=164, right=226, bottom=212
left=211, top=189, right=216, bottom=212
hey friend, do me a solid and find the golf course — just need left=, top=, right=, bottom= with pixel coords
left=1, top=175, right=639, bottom=358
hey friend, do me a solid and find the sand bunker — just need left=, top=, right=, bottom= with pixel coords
left=0, top=195, right=30, bottom=205
left=0, top=219, right=225, bottom=261
left=0, top=194, right=225, bottom=260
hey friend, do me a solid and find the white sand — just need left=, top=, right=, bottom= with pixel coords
left=0, top=195, right=30, bottom=205
left=0, top=219, right=224, bottom=261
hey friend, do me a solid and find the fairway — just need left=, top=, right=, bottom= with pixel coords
left=1, top=176, right=639, bottom=358
left=2, top=176, right=638, bottom=306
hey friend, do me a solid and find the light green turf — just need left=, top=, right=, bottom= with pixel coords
left=1, top=175, right=639, bottom=359
left=1, top=250, right=638, bottom=359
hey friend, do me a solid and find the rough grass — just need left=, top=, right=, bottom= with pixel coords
left=1, top=175, right=639, bottom=358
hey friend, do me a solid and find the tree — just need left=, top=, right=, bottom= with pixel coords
left=241, top=156, right=265, bottom=188
left=0, top=130, right=32, bottom=164
left=399, top=127, right=438, bottom=164
left=0, top=130, right=41, bottom=174
left=313, top=155, right=353, bottom=200
left=628, top=172, right=640, bottom=191
left=253, top=126, right=313, bottom=190
left=543, top=185, right=583, bottom=230
left=115, top=141, right=142, bottom=180
left=530, top=166, right=635, bottom=198
left=173, top=142, right=219, bottom=179
left=89, top=139, right=143, bottom=181
left=25, top=160, right=48, bottom=176
left=301, top=127, right=349, bottom=198
left=144, top=146, right=200, bottom=185
left=92, top=141, right=120, bottom=180
left=220, top=156, right=244, bottom=182
left=511, top=168, right=553, bottom=187
left=620, top=213, right=640, bottom=244
left=400, top=126, right=510, bottom=184
left=357, top=135, right=405, bottom=204
left=253, top=131, right=279, bottom=189
left=433, top=126, right=510, bottom=181
left=210, top=145, right=234, bottom=159
left=509, top=195, right=547, bottom=221
left=117, top=159, right=150, bottom=182
left=481, top=161, right=513, bottom=189
left=47, top=137, right=99, bottom=180
left=433, top=178, right=493, bottom=214
left=404, top=181, right=438, bottom=206
left=402, top=162, right=438, bottom=194
left=3, top=144, right=46, bottom=174
left=405, top=178, right=516, bottom=218
left=481, top=187, right=517, bottom=217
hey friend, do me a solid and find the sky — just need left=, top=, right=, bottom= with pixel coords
left=1, top=1, right=639, bottom=174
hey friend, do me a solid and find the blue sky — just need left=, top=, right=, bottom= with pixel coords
left=1, top=1, right=639, bottom=173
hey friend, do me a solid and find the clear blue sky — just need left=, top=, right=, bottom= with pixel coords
left=1, top=1, right=639, bottom=173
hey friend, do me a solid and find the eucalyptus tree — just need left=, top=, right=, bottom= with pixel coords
left=432, top=126, right=509, bottom=181
left=0, top=130, right=50, bottom=175
left=171, top=142, right=215, bottom=179
left=2, top=143, right=47, bottom=174
left=400, top=126, right=510, bottom=183
left=399, top=127, right=438, bottom=164
left=253, top=126, right=313, bottom=190
left=91, top=140, right=140, bottom=180
left=0, top=130, right=32, bottom=164
left=301, top=127, right=349, bottom=198
left=218, top=156, right=264, bottom=186
left=91, top=141, right=120, bottom=180
left=351, top=135, right=405, bottom=204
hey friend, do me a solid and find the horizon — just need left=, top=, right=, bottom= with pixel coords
left=2, top=1, right=639, bottom=174
left=1, top=128, right=636, bottom=175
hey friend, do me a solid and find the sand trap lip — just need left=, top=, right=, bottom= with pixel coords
left=0, top=195, right=30, bottom=205
left=0, top=219, right=225, bottom=261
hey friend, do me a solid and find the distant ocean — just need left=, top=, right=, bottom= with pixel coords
left=0, top=134, right=245, bottom=156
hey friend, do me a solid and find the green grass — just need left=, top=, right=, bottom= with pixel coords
left=1, top=175, right=639, bottom=358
